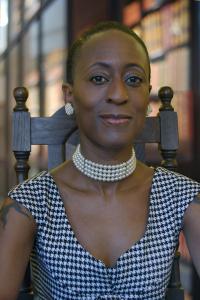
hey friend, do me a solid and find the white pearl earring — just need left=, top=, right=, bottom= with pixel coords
left=146, top=104, right=152, bottom=116
left=65, top=103, right=74, bottom=115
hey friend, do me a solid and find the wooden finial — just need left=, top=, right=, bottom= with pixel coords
left=13, top=87, right=29, bottom=112
left=158, top=86, right=174, bottom=111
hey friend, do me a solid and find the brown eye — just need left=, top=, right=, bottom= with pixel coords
left=90, top=75, right=108, bottom=85
left=125, top=75, right=142, bottom=86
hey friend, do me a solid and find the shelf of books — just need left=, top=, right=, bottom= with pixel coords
left=123, top=0, right=193, bottom=164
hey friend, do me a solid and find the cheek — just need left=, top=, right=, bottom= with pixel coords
left=72, top=94, right=97, bottom=129
left=129, top=89, right=149, bottom=131
left=130, top=89, right=149, bottom=114
left=72, top=88, right=105, bottom=125
left=72, top=94, right=91, bottom=117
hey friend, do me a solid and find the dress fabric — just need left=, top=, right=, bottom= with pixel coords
left=8, top=167, right=200, bottom=300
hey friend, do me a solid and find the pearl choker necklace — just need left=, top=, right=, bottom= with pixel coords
left=72, top=144, right=136, bottom=182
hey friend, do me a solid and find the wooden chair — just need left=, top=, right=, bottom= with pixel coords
left=12, top=86, right=183, bottom=300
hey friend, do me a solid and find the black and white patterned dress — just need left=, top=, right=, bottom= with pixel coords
left=8, top=167, right=200, bottom=300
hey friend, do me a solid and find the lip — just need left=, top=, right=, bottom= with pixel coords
left=100, top=114, right=132, bottom=125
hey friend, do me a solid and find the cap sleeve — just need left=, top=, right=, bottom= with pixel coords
left=8, top=171, right=48, bottom=227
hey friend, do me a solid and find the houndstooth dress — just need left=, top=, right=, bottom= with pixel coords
left=8, top=167, right=200, bottom=300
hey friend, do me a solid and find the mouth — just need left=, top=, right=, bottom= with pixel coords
left=100, top=114, right=132, bottom=125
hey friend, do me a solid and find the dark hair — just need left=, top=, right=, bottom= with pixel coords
left=66, top=21, right=151, bottom=84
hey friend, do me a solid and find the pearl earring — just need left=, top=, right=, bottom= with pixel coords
left=146, top=104, right=152, bottom=116
left=65, top=103, right=74, bottom=115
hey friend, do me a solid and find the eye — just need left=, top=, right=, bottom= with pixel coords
left=90, top=75, right=108, bottom=85
left=125, top=75, right=142, bottom=86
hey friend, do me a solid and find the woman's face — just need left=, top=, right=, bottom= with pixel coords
left=66, top=29, right=151, bottom=150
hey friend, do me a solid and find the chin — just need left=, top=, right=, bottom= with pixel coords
left=97, top=137, right=133, bottom=151
left=103, top=131, right=137, bottom=146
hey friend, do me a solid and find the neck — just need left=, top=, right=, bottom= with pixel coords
left=79, top=141, right=133, bottom=164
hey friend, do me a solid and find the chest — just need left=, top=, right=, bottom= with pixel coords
left=61, top=187, right=149, bottom=267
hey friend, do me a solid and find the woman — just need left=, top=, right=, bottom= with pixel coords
left=0, top=21, right=200, bottom=300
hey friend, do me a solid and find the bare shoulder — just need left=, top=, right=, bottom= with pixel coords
left=0, top=197, right=36, bottom=232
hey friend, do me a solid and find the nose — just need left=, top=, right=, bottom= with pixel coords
left=107, top=78, right=128, bottom=104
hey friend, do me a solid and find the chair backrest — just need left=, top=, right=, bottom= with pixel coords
left=12, top=86, right=182, bottom=300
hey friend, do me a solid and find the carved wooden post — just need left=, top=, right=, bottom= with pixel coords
left=13, top=87, right=33, bottom=299
left=158, top=87, right=184, bottom=300
left=13, top=87, right=30, bottom=183
left=158, top=86, right=178, bottom=171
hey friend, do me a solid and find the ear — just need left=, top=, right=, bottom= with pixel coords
left=149, top=85, right=152, bottom=93
left=62, top=83, right=74, bottom=104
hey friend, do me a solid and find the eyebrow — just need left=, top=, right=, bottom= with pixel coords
left=88, top=62, right=147, bottom=76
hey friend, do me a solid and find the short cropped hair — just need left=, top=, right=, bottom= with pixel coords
left=66, top=21, right=151, bottom=84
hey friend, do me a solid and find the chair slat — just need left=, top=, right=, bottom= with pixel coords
left=31, top=117, right=77, bottom=145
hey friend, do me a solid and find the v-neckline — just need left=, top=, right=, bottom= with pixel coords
left=46, top=167, right=160, bottom=269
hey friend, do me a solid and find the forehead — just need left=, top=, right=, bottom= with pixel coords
left=75, top=29, right=149, bottom=74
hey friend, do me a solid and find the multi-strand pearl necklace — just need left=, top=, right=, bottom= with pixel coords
left=72, top=144, right=136, bottom=182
